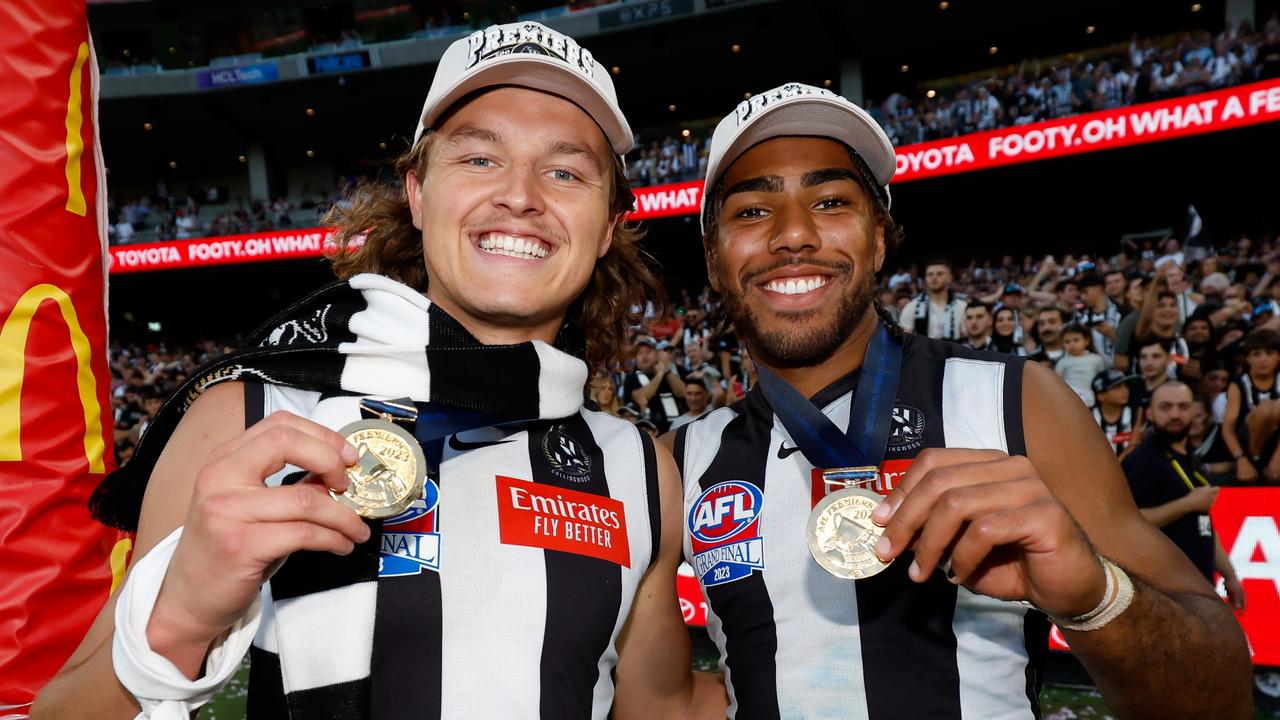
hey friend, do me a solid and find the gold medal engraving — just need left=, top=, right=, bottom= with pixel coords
left=806, top=487, right=891, bottom=579
left=331, top=419, right=426, bottom=519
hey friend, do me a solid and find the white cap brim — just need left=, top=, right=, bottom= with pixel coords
left=701, top=89, right=896, bottom=227
left=414, top=54, right=632, bottom=155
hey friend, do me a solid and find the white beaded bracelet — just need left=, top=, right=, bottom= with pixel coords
left=112, top=526, right=262, bottom=720
left=1049, top=556, right=1135, bottom=632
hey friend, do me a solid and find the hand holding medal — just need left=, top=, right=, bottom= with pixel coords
left=331, top=399, right=427, bottom=519
left=755, top=323, right=903, bottom=582
left=152, top=404, right=373, bottom=673
left=869, top=447, right=1108, bottom=620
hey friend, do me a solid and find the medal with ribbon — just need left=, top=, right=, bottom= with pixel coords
left=333, top=398, right=522, bottom=519
left=754, top=322, right=902, bottom=579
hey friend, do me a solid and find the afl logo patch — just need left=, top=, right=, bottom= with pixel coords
left=542, top=424, right=592, bottom=482
left=380, top=478, right=441, bottom=578
left=888, top=404, right=925, bottom=452
left=688, top=481, right=765, bottom=587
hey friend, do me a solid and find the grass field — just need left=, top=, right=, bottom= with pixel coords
left=202, top=635, right=1280, bottom=718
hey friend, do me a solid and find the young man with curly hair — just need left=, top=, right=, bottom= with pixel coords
left=36, top=22, right=721, bottom=720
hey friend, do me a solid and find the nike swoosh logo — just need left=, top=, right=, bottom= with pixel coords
left=447, top=436, right=515, bottom=451
left=777, top=443, right=803, bottom=459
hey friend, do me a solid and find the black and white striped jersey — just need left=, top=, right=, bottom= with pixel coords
left=1093, top=405, right=1136, bottom=455
left=246, top=384, right=661, bottom=720
left=675, top=332, right=1049, bottom=720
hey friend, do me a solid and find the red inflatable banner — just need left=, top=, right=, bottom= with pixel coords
left=0, top=1, right=131, bottom=710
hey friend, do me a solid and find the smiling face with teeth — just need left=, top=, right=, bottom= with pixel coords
left=405, top=87, right=618, bottom=345
left=706, top=137, right=886, bottom=371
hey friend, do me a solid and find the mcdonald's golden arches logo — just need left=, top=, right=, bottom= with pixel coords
left=0, top=283, right=106, bottom=473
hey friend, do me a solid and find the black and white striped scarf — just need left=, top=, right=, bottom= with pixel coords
left=93, top=274, right=590, bottom=718
left=91, top=273, right=587, bottom=532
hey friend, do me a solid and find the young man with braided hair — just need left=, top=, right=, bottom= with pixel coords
left=667, top=81, right=1251, bottom=718
left=35, top=22, right=723, bottom=720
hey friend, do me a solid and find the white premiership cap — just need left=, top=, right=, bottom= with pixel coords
left=412, top=21, right=633, bottom=155
left=700, top=82, right=896, bottom=227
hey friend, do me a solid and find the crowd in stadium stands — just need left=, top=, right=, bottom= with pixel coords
left=109, top=338, right=235, bottom=465
left=106, top=177, right=367, bottom=244
left=104, top=19, right=1280, bottom=242
left=599, top=231, right=1280, bottom=491
left=113, top=227, right=1280, bottom=491
left=625, top=134, right=711, bottom=187
left=875, top=19, right=1280, bottom=146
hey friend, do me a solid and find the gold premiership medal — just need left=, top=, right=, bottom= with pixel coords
left=806, top=467, right=891, bottom=580
left=331, top=418, right=426, bottom=519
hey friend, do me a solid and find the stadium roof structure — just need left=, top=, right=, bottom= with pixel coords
left=94, top=0, right=1226, bottom=187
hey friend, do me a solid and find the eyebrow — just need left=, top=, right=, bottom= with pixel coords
left=722, top=175, right=783, bottom=202
left=723, top=166, right=863, bottom=204
left=801, top=167, right=861, bottom=188
left=442, top=125, right=603, bottom=173
left=444, top=124, right=503, bottom=145
left=547, top=139, right=604, bottom=173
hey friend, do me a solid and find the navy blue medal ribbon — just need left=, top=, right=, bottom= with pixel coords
left=753, top=322, right=902, bottom=470
left=360, top=397, right=523, bottom=470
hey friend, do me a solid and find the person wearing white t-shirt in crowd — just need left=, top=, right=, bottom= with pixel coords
left=173, top=209, right=199, bottom=239
left=1057, top=323, right=1109, bottom=406
left=1154, top=238, right=1186, bottom=272
left=898, top=259, right=966, bottom=340
left=887, top=265, right=913, bottom=290
left=114, top=213, right=135, bottom=244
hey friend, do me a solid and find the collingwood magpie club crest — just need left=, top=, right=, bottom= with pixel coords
left=887, top=404, right=925, bottom=453
left=542, top=424, right=592, bottom=482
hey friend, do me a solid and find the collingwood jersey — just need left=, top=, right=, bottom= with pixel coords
left=1093, top=405, right=1136, bottom=455
left=675, top=333, right=1047, bottom=720
left=1236, top=373, right=1280, bottom=415
left=244, top=383, right=661, bottom=720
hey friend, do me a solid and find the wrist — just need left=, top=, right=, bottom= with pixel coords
left=1048, top=557, right=1136, bottom=632
left=1048, top=553, right=1110, bottom=619
left=147, top=581, right=223, bottom=679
